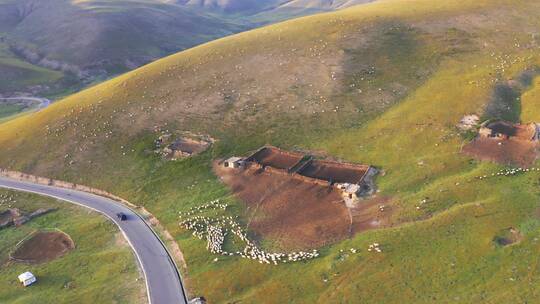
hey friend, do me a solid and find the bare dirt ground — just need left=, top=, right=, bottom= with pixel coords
left=350, top=196, right=394, bottom=233
left=11, top=231, right=75, bottom=264
left=462, top=137, right=538, bottom=167
left=299, top=160, right=369, bottom=184
left=215, top=163, right=393, bottom=250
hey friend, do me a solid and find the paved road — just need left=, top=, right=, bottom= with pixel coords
left=0, top=176, right=187, bottom=304
left=0, top=97, right=51, bottom=109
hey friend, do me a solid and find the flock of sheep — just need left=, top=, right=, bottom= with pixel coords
left=476, top=166, right=539, bottom=180
left=0, top=193, right=15, bottom=207
left=179, top=200, right=319, bottom=265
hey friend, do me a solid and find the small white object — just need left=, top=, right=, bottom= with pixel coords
left=18, top=272, right=36, bottom=287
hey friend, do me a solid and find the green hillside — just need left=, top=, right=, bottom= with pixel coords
left=0, top=189, right=145, bottom=304
left=0, top=0, right=244, bottom=96
left=0, top=0, right=372, bottom=102
left=0, top=42, right=63, bottom=93
left=1, top=0, right=540, bottom=302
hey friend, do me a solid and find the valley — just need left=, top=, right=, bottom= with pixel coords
left=1, top=0, right=540, bottom=303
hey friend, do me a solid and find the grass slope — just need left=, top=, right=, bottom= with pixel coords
left=0, top=42, right=63, bottom=93
left=0, top=0, right=244, bottom=96
left=0, top=189, right=146, bottom=304
left=0, top=103, right=24, bottom=119
left=1, top=0, right=540, bottom=302
left=0, top=0, right=372, bottom=97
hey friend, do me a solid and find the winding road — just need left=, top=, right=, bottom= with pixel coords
left=0, top=176, right=187, bottom=304
left=0, top=97, right=51, bottom=109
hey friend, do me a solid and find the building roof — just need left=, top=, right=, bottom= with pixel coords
left=18, top=272, right=35, bottom=281
left=225, top=157, right=243, bottom=163
left=337, top=183, right=361, bottom=194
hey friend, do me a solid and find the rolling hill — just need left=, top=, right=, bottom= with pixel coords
left=179, top=0, right=373, bottom=14
left=1, top=0, right=540, bottom=303
left=0, top=189, right=145, bottom=303
left=0, top=0, right=372, bottom=98
left=0, top=0, right=245, bottom=96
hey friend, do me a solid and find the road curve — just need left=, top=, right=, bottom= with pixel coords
left=0, top=97, right=51, bottom=109
left=0, top=176, right=187, bottom=304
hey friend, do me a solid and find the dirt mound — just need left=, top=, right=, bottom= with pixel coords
left=11, top=231, right=75, bottom=264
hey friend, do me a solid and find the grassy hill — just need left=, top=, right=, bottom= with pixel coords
left=180, top=0, right=373, bottom=18
left=0, top=189, right=145, bottom=304
left=0, top=0, right=245, bottom=96
left=1, top=0, right=540, bottom=302
left=0, top=41, right=63, bottom=94
left=0, top=0, right=372, bottom=97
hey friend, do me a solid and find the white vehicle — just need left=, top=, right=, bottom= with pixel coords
left=18, top=272, right=36, bottom=287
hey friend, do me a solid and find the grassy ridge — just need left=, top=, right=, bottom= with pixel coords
left=0, top=103, right=24, bottom=120
left=0, top=189, right=146, bottom=304
left=0, top=0, right=540, bottom=302
left=0, top=42, right=63, bottom=93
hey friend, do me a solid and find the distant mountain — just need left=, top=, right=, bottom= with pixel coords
left=0, top=0, right=373, bottom=98
left=0, top=0, right=245, bottom=96
left=179, top=0, right=373, bottom=15
left=178, top=0, right=277, bottom=13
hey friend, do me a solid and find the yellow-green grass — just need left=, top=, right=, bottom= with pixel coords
left=0, top=99, right=42, bottom=124
left=0, top=107, right=36, bottom=124
left=521, top=76, right=540, bottom=122
left=0, top=189, right=146, bottom=304
left=0, top=0, right=540, bottom=302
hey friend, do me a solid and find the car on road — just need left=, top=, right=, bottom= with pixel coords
left=116, top=212, right=127, bottom=221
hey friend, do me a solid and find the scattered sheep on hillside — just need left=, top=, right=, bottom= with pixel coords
left=179, top=200, right=319, bottom=265
left=475, top=167, right=540, bottom=180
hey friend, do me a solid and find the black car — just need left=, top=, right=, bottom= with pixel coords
left=116, top=212, right=127, bottom=221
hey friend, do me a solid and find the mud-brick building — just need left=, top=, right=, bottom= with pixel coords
left=224, top=146, right=377, bottom=202
left=223, top=157, right=245, bottom=168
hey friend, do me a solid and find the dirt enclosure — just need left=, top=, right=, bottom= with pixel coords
left=11, top=231, right=75, bottom=264
left=298, top=160, right=369, bottom=184
left=215, top=163, right=390, bottom=250
left=463, top=121, right=539, bottom=166
left=463, top=137, right=537, bottom=167
left=248, top=147, right=304, bottom=171
left=487, top=121, right=536, bottom=140
left=169, top=138, right=210, bottom=155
